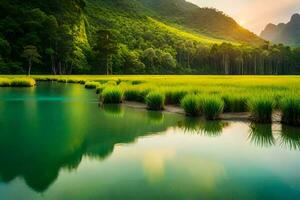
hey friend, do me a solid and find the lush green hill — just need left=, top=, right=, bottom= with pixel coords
left=137, top=0, right=263, bottom=45
left=0, top=0, right=299, bottom=75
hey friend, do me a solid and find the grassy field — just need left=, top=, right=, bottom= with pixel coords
left=1, top=75, right=300, bottom=125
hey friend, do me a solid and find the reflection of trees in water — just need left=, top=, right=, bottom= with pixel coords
left=248, top=123, right=275, bottom=148
left=178, top=118, right=228, bottom=137
left=0, top=106, right=182, bottom=193
left=280, top=125, right=300, bottom=151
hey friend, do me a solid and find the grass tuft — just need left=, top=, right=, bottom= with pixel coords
left=181, top=94, right=201, bottom=116
left=145, top=91, right=165, bottom=111
left=280, top=97, right=300, bottom=126
left=101, top=87, right=123, bottom=104
left=248, top=96, right=274, bottom=123
left=201, top=96, right=224, bottom=120
left=165, top=89, right=188, bottom=105
left=10, top=78, right=36, bottom=87
left=222, top=94, right=248, bottom=112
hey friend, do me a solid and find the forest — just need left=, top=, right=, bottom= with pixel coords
left=1, top=0, right=300, bottom=75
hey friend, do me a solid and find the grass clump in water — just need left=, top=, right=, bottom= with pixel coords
left=280, top=97, right=300, bottom=126
left=248, top=96, right=274, bottom=123
left=101, top=87, right=123, bottom=104
left=145, top=91, right=165, bottom=110
left=181, top=94, right=202, bottom=116
left=85, top=81, right=100, bottom=89
left=10, top=78, right=36, bottom=87
left=201, top=96, right=224, bottom=120
left=0, top=78, right=11, bottom=87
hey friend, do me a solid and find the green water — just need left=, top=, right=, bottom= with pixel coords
left=0, top=83, right=300, bottom=200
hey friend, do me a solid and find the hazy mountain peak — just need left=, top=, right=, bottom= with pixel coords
left=260, top=13, right=300, bottom=45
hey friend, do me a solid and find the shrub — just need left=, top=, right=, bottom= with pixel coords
left=101, top=87, right=123, bottom=104
left=10, top=78, right=36, bottom=87
left=222, top=94, right=248, bottom=112
left=280, top=97, right=300, bottom=126
left=0, top=78, right=11, bottom=87
left=165, top=89, right=188, bottom=105
left=181, top=94, right=201, bottom=116
left=201, top=96, right=224, bottom=120
left=85, top=81, right=100, bottom=89
left=145, top=91, right=165, bottom=110
left=248, top=97, right=274, bottom=123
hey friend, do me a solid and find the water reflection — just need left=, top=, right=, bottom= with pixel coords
left=248, top=123, right=275, bottom=148
left=178, top=118, right=229, bottom=137
left=0, top=103, right=182, bottom=192
left=1, top=83, right=300, bottom=198
left=280, top=125, right=300, bottom=150
left=102, top=104, right=125, bottom=118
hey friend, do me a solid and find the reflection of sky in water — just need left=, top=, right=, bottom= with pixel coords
left=0, top=83, right=300, bottom=200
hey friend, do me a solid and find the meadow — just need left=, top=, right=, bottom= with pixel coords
left=1, top=75, right=300, bottom=126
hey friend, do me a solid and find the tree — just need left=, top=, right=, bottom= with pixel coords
left=161, top=52, right=176, bottom=69
left=142, top=48, right=156, bottom=72
left=45, top=48, right=56, bottom=74
left=93, top=29, right=119, bottom=74
left=21, top=45, right=41, bottom=76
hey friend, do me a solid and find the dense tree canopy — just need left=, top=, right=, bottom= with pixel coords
left=0, top=0, right=300, bottom=75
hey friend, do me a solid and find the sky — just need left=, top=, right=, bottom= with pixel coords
left=187, top=0, right=300, bottom=34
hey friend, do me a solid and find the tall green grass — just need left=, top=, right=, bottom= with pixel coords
left=280, top=97, right=300, bottom=126
left=181, top=94, right=202, bottom=116
left=222, top=94, right=248, bottom=112
left=201, top=96, right=224, bottom=120
left=248, top=96, right=274, bottom=123
left=101, top=87, right=123, bottom=104
left=165, top=88, right=188, bottom=105
left=145, top=91, right=165, bottom=110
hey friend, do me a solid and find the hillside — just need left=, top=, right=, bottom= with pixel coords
left=137, top=0, right=263, bottom=44
left=260, top=13, right=300, bottom=45
left=1, top=0, right=299, bottom=75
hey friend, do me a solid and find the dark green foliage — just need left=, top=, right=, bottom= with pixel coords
left=145, top=91, right=165, bottom=110
left=0, top=0, right=300, bottom=75
left=280, top=97, right=300, bottom=126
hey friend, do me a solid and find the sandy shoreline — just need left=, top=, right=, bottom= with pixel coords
left=122, top=101, right=282, bottom=123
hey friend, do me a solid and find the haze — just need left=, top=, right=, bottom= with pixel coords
left=187, top=0, right=300, bottom=34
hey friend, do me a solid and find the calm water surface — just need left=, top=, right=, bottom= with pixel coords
left=0, top=83, right=300, bottom=200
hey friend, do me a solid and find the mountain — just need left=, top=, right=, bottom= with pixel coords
left=7, top=0, right=298, bottom=75
left=137, top=0, right=262, bottom=44
left=260, top=13, right=300, bottom=45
